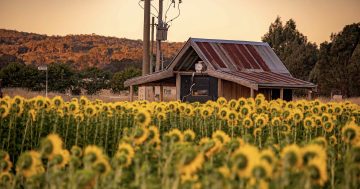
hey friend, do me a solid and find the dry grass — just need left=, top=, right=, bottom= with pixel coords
left=2, top=88, right=360, bottom=104
left=2, top=88, right=135, bottom=102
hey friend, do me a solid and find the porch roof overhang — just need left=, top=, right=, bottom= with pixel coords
left=124, top=70, right=174, bottom=87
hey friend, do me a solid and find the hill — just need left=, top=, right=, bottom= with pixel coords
left=0, top=29, right=183, bottom=70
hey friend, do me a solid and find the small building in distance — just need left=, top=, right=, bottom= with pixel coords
left=124, top=38, right=316, bottom=102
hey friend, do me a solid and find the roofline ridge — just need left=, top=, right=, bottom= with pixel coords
left=189, top=37, right=269, bottom=46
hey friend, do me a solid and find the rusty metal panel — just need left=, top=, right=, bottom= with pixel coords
left=245, top=45, right=270, bottom=71
left=196, top=42, right=227, bottom=68
left=220, top=43, right=249, bottom=70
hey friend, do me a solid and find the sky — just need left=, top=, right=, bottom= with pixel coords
left=0, top=0, right=359, bottom=44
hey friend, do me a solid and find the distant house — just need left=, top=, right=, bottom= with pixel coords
left=124, top=38, right=316, bottom=102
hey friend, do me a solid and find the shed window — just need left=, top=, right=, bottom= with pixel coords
left=192, top=89, right=209, bottom=96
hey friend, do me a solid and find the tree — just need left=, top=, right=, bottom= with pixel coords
left=110, top=67, right=141, bottom=93
left=47, top=63, right=76, bottom=93
left=262, top=17, right=318, bottom=81
left=310, top=23, right=360, bottom=97
left=80, top=67, right=111, bottom=95
left=0, top=62, right=26, bottom=87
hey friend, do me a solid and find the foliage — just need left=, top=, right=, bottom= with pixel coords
left=0, top=95, right=360, bottom=188
left=310, top=23, right=360, bottom=97
left=110, top=67, right=141, bottom=93
left=262, top=17, right=318, bottom=82
left=79, top=67, right=111, bottom=95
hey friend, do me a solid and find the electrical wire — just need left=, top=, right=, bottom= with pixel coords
left=138, top=0, right=158, bottom=18
left=166, top=2, right=181, bottom=24
left=164, top=0, right=174, bottom=23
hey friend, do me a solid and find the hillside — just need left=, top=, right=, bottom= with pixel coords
left=0, top=29, right=183, bottom=70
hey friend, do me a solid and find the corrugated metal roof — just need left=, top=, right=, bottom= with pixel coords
left=217, top=70, right=315, bottom=88
left=191, top=38, right=289, bottom=74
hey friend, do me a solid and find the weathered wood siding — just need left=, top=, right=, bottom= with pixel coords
left=220, top=80, right=251, bottom=100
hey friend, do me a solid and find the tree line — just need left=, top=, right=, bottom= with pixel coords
left=0, top=62, right=141, bottom=95
left=262, top=17, right=360, bottom=97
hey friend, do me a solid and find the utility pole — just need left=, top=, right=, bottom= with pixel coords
left=142, top=0, right=151, bottom=76
left=155, top=0, right=163, bottom=72
left=150, top=17, right=155, bottom=74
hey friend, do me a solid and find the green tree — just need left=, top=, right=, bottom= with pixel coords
left=47, top=63, right=76, bottom=93
left=310, top=23, right=360, bottom=97
left=80, top=67, right=111, bottom=95
left=110, top=67, right=141, bottom=93
left=262, top=17, right=318, bottom=81
left=0, top=62, right=26, bottom=87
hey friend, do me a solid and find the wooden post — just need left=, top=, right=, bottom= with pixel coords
left=250, top=88, right=254, bottom=98
left=129, top=85, right=134, bottom=102
left=218, top=79, right=223, bottom=97
left=307, top=90, right=312, bottom=100
left=159, top=85, right=164, bottom=101
left=280, top=88, right=284, bottom=100
left=176, top=73, right=181, bottom=101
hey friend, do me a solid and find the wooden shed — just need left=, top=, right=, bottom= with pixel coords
left=124, top=38, right=316, bottom=102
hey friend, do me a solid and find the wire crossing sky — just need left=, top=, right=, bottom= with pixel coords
left=0, top=0, right=359, bottom=44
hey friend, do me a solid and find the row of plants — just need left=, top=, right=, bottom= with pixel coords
left=0, top=95, right=360, bottom=188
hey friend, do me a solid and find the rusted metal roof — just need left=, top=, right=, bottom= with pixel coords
left=190, top=38, right=289, bottom=74
left=216, top=70, right=316, bottom=88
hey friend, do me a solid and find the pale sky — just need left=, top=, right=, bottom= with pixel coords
left=0, top=0, right=359, bottom=44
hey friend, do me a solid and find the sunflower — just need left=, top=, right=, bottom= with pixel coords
left=218, top=107, right=228, bottom=120
left=232, top=145, right=259, bottom=178
left=133, top=127, right=149, bottom=145
left=79, top=96, right=89, bottom=107
left=306, top=158, right=328, bottom=186
left=301, top=144, right=327, bottom=165
left=242, top=116, right=254, bottom=129
left=84, top=105, right=97, bottom=117
left=218, top=166, right=231, bottom=178
left=228, top=99, right=238, bottom=110
left=255, top=114, right=268, bottom=128
left=34, top=96, right=46, bottom=110
left=135, top=109, right=151, bottom=127
left=240, top=105, right=251, bottom=117
left=217, top=97, right=227, bottom=106
left=16, top=150, right=44, bottom=178
left=329, top=135, right=337, bottom=145
left=281, top=109, right=293, bottom=121
left=156, top=112, right=166, bottom=121
left=147, top=126, right=161, bottom=145
left=281, top=144, right=302, bottom=169
left=167, top=129, right=184, bottom=143
left=0, top=158, right=12, bottom=173
left=180, top=149, right=204, bottom=176
left=93, top=158, right=112, bottom=176
left=312, top=137, right=328, bottom=149
left=279, top=123, right=291, bottom=135
left=271, top=117, right=281, bottom=127
left=292, top=109, right=303, bottom=123
left=238, top=98, right=247, bottom=106
left=200, top=107, right=212, bottom=119
left=52, top=96, right=64, bottom=109
left=303, top=117, right=315, bottom=130
left=260, top=149, right=277, bottom=166
left=255, top=94, right=265, bottom=105
left=226, top=110, right=237, bottom=122
left=50, top=149, right=70, bottom=169
left=322, top=121, right=334, bottom=133
left=184, top=106, right=194, bottom=116
left=251, top=159, right=273, bottom=180
left=212, top=130, right=230, bottom=144
left=68, top=101, right=80, bottom=115
left=0, top=172, right=13, bottom=185
left=84, top=146, right=104, bottom=164
left=184, top=129, right=196, bottom=142
left=40, top=134, right=63, bottom=160
left=342, top=122, right=360, bottom=145
left=71, top=146, right=83, bottom=158
left=0, top=105, right=10, bottom=119
left=199, top=138, right=221, bottom=157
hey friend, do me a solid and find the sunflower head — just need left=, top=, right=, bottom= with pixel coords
left=232, top=145, right=259, bottom=178
left=342, top=122, right=360, bottom=145
left=16, top=151, right=44, bottom=178
left=50, top=150, right=70, bottom=168
left=133, top=127, right=149, bottom=145
left=217, top=97, right=227, bottom=106
left=92, top=158, right=111, bottom=176
left=40, top=134, right=63, bottom=160
left=166, top=129, right=184, bottom=143
left=301, top=144, right=327, bottom=165
left=281, top=144, right=302, bottom=169
left=135, top=110, right=151, bottom=127
left=242, top=117, right=254, bottom=129
left=212, top=130, right=230, bottom=144
left=0, top=172, right=13, bottom=185
left=306, top=158, right=328, bottom=186
left=184, top=129, right=196, bottom=142
left=71, top=146, right=83, bottom=158
left=84, top=146, right=104, bottom=164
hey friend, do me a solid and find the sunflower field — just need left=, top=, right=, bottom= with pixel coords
left=0, top=94, right=360, bottom=189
